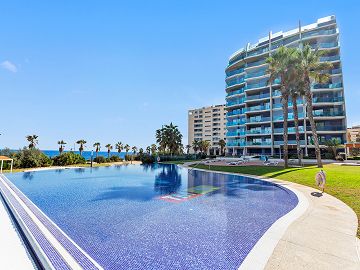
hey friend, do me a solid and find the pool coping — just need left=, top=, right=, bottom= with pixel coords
left=182, top=164, right=360, bottom=269
left=0, top=173, right=103, bottom=270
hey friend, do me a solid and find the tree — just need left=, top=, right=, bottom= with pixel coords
left=192, top=140, right=200, bottom=154
left=267, top=46, right=298, bottom=168
left=105, top=144, right=113, bottom=158
left=218, top=139, right=226, bottom=156
left=200, top=140, right=211, bottom=155
left=76, top=140, right=87, bottom=156
left=93, top=142, right=101, bottom=157
left=139, top=148, right=144, bottom=157
left=295, top=44, right=333, bottom=168
left=26, top=135, right=39, bottom=149
left=146, top=146, right=151, bottom=155
left=58, top=140, right=66, bottom=155
left=124, top=144, right=130, bottom=159
left=115, top=142, right=123, bottom=156
left=150, top=144, right=157, bottom=155
left=185, top=144, right=191, bottom=154
left=155, top=123, right=183, bottom=155
left=131, top=146, right=137, bottom=164
left=325, top=138, right=342, bottom=159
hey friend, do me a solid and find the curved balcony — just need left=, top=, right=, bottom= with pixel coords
left=246, top=93, right=270, bottom=102
left=226, top=67, right=245, bottom=78
left=302, top=28, right=337, bottom=39
left=226, top=88, right=245, bottom=97
left=226, top=77, right=246, bottom=88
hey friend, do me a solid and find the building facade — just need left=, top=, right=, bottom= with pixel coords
left=188, top=105, right=226, bottom=155
left=225, top=15, right=346, bottom=156
left=347, top=125, right=360, bottom=143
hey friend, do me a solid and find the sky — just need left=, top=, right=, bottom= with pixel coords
left=1, top=0, right=359, bottom=150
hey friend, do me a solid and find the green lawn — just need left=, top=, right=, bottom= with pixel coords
left=191, top=164, right=360, bottom=236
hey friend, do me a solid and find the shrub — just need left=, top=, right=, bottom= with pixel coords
left=52, top=152, right=86, bottom=166
left=141, top=155, right=156, bottom=164
left=109, top=155, right=122, bottom=162
left=14, top=148, right=53, bottom=168
left=324, top=152, right=334, bottom=160
left=93, top=156, right=106, bottom=163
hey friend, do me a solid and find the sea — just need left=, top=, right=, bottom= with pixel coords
left=42, top=150, right=127, bottom=160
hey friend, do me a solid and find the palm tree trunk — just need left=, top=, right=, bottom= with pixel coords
left=282, top=94, right=289, bottom=168
left=305, top=88, right=323, bottom=168
left=292, top=95, right=302, bottom=166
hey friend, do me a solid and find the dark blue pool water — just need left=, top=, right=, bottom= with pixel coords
left=6, top=164, right=298, bottom=270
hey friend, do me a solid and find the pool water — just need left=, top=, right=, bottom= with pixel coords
left=7, top=164, right=298, bottom=270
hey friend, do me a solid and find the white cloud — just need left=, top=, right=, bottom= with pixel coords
left=1, top=60, right=18, bottom=73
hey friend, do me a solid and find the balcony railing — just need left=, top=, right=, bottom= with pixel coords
left=227, top=120, right=246, bottom=126
left=313, top=96, right=344, bottom=103
left=313, top=110, right=345, bottom=117
left=227, top=88, right=245, bottom=97
left=248, top=116, right=271, bottom=123
left=273, top=113, right=305, bottom=121
left=247, top=47, right=269, bottom=58
left=226, top=99, right=246, bottom=107
left=226, top=77, right=245, bottom=87
left=274, top=126, right=304, bottom=133
left=247, top=104, right=270, bottom=112
left=302, top=28, right=337, bottom=39
left=311, top=42, right=339, bottom=49
left=246, top=70, right=267, bottom=79
left=307, top=125, right=346, bottom=132
left=247, top=93, right=270, bottom=101
left=320, top=55, right=340, bottom=62
left=227, top=108, right=246, bottom=116
left=226, top=67, right=245, bottom=77
left=227, top=140, right=246, bottom=147
left=247, top=141, right=272, bottom=146
left=246, top=129, right=271, bottom=135
left=312, top=82, right=343, bottom=89
left=226, top=131, right=246, bottom=137
left=246, top=59, right=267, bottom=68
left=274, top=140, right=306, bottom=145
left=246, top=81, right=268, bottom=90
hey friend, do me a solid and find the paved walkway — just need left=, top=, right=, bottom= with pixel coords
left=0, top=196, right=35, bottom=269
left=264, top=179, right=360, bottom=269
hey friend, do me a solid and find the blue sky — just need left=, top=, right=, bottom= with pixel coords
left=1, top=0, right=359, bottom=150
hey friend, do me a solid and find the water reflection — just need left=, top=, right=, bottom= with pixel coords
left=22, top=172, right=34, bottom=180
left=154, top=164, right=182, bottom=194
left=74, top=168, right=86, bottom=174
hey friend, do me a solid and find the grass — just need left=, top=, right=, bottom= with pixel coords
left=160, top=160, right=199, bottom=165
left=190, top=163, right=360, bottom=237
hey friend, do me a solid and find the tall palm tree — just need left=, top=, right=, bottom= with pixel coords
left=105, top=144, right=113, bottom=158
left=124, top=144, right=130, bottom=159
left=267, top=46, right=298, bottom=168
left=93, top=142, right=101, bottom=157
left=58, top=140, right=67, bottom=155
left=192, top=140, right=200, bottom=154
left=139, top=148, right=144, bottom=156
left=26, top=135, right=39, bottom=149
left=131, top=146, right=137, bottom=164
left=185, top=144, right=191, bottom=154
left=76, top=140, right=87, bottom=156
left=295, top=44, right=333, bottom=168
left=146, top=146, right=151, bottom=155
left=115, top=142, right=123, bottom=157
left=156, top=123, right=183, bottom=155
left=218, top=139, right=226, bottom=156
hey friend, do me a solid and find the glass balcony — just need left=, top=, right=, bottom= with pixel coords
left=227, top=88, right=245, bottom=97
left=226, top=99, right=246, bottom=107
left=307, top=125, right=346, bottom=132
left=227, top=120, right=246, bottom=126
left=248, top=116, right=271, bottom=123
left=227, top=108, right=246, bottom=116
left=274, top=126, right=304, bottom=133
left=313, top=96, right=344, bottom=103
left=246, top=59, right=267, bottom=68
left=274, top=140, right=306, bottom=145
left=228, top=52, right=246, bottom=66
left=246, top=81, right=268, bottom=90
left=247, top=93, right=270, bottom=101
left=247, top=141, right=272, bottom=146
left=312, top=82, right=343, bottom=89
left=273, top=113, right=305, bottom=121
left=246, top=129, right=271, bottom=135
left=311, top=42, right=338, bottom=49
left=226, top=77, right=245, bottom=87
left=247, top=46, right=269, bottom=57
left=273, top=100, right=303, bottom=109
left=226, top=131, right=246, bottom=137
left=227, top=140, right=246, bottom=147
left=247, top=104, right=270, bottom=112
left=313, top=110, right=344, bottom=117
left=302, top=28, right=337, bottom=39
left=226, top=67, right=245, bottom=77
left=246, top=70, right=267, bottom=79
left=320, top=55, right=340, bottom=62
left=283, top=35, right=300, bottom=46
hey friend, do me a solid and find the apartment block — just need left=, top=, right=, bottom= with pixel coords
left=347, top=125, right=360, bottom=143
left=188, top=105, right=226, bottom=155
left=225, top=15, right=346, bottom=156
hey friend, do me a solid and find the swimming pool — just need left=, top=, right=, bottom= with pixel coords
left=4, top=164, right=298, bottom=269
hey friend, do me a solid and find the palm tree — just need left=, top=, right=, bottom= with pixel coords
left=139, top=148, right=144, bottom=157
left=295, top=44, right=333, bottom=168
left=105, top=144, right=113, bottom=158
left=76, top=140, right=87, bottom=156
left=93, top=142, right=101, bottom=157
left=185, top=144, right=191, bottom=154
left=200, top=140, right=211, bottom=155
left=267, top=46, right=298, bottom=168
left=26, top=135, right=39, bottom=149
left=156, top=123, right=183, bottom=155
left=146, top=146, right=151, bottom=155
left=131, top=146, right=137, bottom=164
left=115, top=142, right=123, bottom=157
left=192, top=140, right=200, bottom=154
left=218, top=139, right=226, bottom=156
left=124, top=144, right=130, bottom=160
left=150, top=144, right=157, bottom=155
left=58, top=140, right=66, bottom=155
